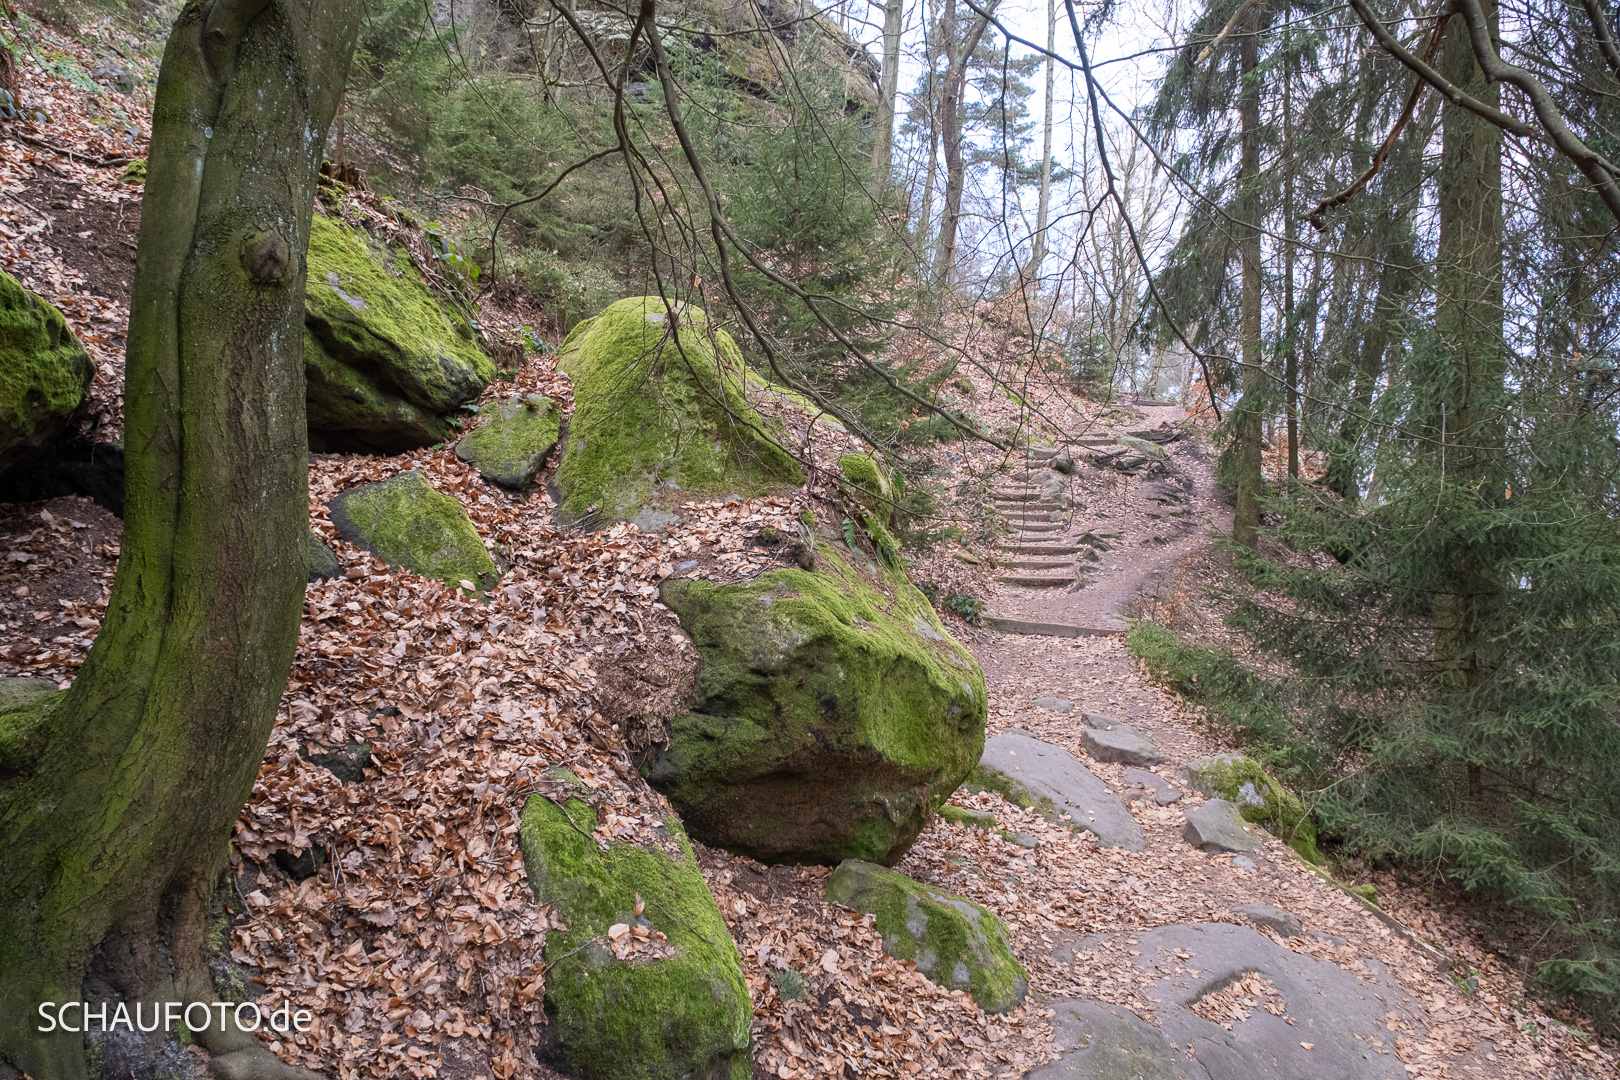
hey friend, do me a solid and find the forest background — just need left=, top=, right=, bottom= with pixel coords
left=3, top=0, right=1619, bottom=1035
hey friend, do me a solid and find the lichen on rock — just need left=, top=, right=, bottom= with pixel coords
left=0, top=269, right=94, bottom=470
left=826, top=859, right=1027, bottom=1012
left=554, top=296, right=802, bottom=528
left=1179, top=753, right=1318, bottom=862
left=648, top=544, right=986, bottom=866
left=519, top=773, right=752, bottom=1080
left=327, top=471, right=499, bottom=593
left=302, top=215, right=494, bottom=452
left=454, top=394, right=560, bottom=488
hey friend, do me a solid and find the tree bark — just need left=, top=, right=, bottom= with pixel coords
left=0, top=0, right=360, bottom=1076
left=1432, top=0, right=1504, bottom=794
left=1028, top=0, right=1056, bottom=276
left=1230, top=3, right=1264, bottom=547
left=1282, top=14, right=1298, bottom=479
left=931, top=0, right=998, bottom=294
left=871, top=0, right=906, bottom=185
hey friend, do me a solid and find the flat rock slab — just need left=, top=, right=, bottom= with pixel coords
left=1232, top=902, right=1301, bottom=938
left=1081, top=724, right=1166, bottom=767
left=1183, top=799, right=1264, bottom=853
left=979, top=731, right=1144, bottom=851
left=1123, top=767, right=1182, bottom=805
left=1029, top=999, right=1195, bottom=1080
left=1043, top=923, right=1413, bottom=1080
left=1033, top=697, right=1073, bottom=713
left=1080, top=711, right=1118, bottom=729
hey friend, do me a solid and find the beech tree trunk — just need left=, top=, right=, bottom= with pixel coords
left=0, top=0, right=360, bottom=1076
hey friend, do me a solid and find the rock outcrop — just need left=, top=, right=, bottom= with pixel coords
left=519, top=772, right=752, bottom=1080
left=648, top=545, right=986, bottom=866
left=327, top=471, right=498, bottom=593
left=973, top=730, right=1145, bottom=851
left=454, top=394, right=559, bottom=488
left=554, top=297, right=802, bottom=529
left=0, top=269, right=93, bottom=471
left=303, top=215, right=494, bottom=452
left=1179, top=754, right=1318, bottom=861
left=826, top=860, right=1027, bottom=1012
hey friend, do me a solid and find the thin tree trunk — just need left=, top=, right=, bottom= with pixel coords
left=1282, top=16, right=1298, bottom=478
left=1028, top=0, right=1056, bottom=275
left=1230, top=5, right=1264, bottom=547
left=0, top=0, right=360, bottom=1075
left=932, top=0, right=998, bottom=294
left=871, top=0, right=906, bottom=185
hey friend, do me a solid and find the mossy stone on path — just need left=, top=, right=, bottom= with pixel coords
left=839, top=452, right=892, bottom=519
left=454, top=394, right=560, bottom=488
left=327, top=471, right=498, bottom=593
left=649, top=546, right=986, bottom=866
left=303, top=215, right=494, bottom=452
left=0, top=269, right=93, bottom=470
left=555, top=297, right=802, bottom=527
left=519, top=775, right=752, bottom=1080
left=1179, top=754, right=1318, bottom=862
left=826, top=860, right=1027, bottom=1012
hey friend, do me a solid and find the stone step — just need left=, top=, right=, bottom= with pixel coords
left=984, top=615, right=1121, bottom=638
left=991, top=490, right=1047, bottom=502
left=996, top=573, right=1073, bottom=588
left=999, top=558, right=1074, bottom=569
left=1000, top=544, right=1085, bottom=555
left=1002, top=509, right=1063, bottom=521
left=1006, top=523, right=1065, bottom=533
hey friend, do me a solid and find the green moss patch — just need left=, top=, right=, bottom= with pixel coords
left=453, top=394, right=560, bottom=488
left=0, top=268, right=93, bottom=465
left=648, top=545, right=985, bottom=866
left=554, top=297, right=802, bottom=526
left=327, top=471, right=498, bottom=593
left=826, top=860, right=1027, bottom=1012
left=1181, top=754, right=1319, bottom=863
left=303, top=215, right=494, bottom=452
left=838, top=452, right=891, bottom=518
left=519, top=778, right=752, bottom=1080
left=937, top=805, right=996, bottom=830
left=0, top=680, right=62, bottom=779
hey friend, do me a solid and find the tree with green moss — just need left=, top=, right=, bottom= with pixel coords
left=0, top=0, right=361, bottom=1075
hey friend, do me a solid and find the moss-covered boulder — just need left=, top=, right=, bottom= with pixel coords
left=839, top=452, right=893, bottom=519
left=519, top=774, right=752, bottom=1080
left=826, top=860, right=1027, bottom=1012
left=1179, top=754, right=1318, bottom=862
left=303, top=215, right=494, bottom=452
left=454, top=394, right=560, bottom=488
left=327, top=471, right=498, bottom=593
left=0, top=269, right=93, bottom=470
left=554, top=297, right=802, bottom=529
left=648, top=546, right=986, bottom=865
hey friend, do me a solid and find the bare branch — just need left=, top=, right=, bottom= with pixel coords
left=1580, top=0, right=1620, bottom=80
left=1194, top=0, right=1263, bottom=65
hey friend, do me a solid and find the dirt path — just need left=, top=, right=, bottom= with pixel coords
left=915, top=421, right=1615, bottom=1078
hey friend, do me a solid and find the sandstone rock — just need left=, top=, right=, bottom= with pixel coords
left=1179, top=754, right=1318, bottom=862
left=1183, top=798, right=1264, bottom=853
left=1081, top=724, right=1166, bottom=767
left=827, top=860, right=1027, bottom=1012
left=520, top=772, right=752, bottom=1080
left=454, top=394, right=560, bottom=488
left=328, top=471, right=499, bottom=594
left=1033, top=697, right=1072, bottom=713
left=1232, top=902, right=1301, bottom=938
left=649, top=546, right=985, bottom=866
left=0, top=268, right=93, bottom=471
left=1123, top=766, right=1182, bottom=805
left=973, top=730, right=1144, bottom=851
left=1029, top=999, right=1193, bottom=1080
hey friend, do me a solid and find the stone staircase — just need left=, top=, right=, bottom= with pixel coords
left=990, top=446, right=1080, bottom=591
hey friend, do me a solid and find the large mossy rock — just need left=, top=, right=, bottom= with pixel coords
left=554, top=297, right=803, bottom=529
left=303, top=215, right=494, bottom=452
left=519, top=774, right=752, bottom=1080
left=648, top=546, right=986, bottom=866
left=327, top=471, right=499, bottom=593
left=1179, top=754, right=1318, bottom=862
left=0, top=269, right=93, bottom=470
left=454, top=394, right=560, bottom=488
left=826, top=860, right=1027, bottom=1012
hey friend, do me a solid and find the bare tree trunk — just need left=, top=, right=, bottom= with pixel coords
left=1028, top=0, right=1056, bottom=275
left=871, top=0, right=906, bottom=185
left=0, top=0, right=360, bottom=1076
left=931, top=0, right=998, bottom=294
left=1230, top=4, right=1264, bottom=547
left=1282, top=15, right=1299, bottom=479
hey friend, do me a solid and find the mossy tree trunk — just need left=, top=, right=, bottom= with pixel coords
left=0, top=0, right=360, bottom=1076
